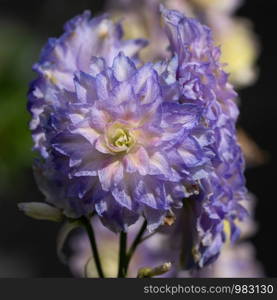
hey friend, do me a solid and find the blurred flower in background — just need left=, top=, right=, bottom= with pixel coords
left=107, top=0, right=259, bottom=88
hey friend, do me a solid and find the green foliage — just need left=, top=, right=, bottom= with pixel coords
left=0, top=22, right=41, bottom=180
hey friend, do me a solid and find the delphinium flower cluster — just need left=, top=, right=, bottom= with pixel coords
left=105, top=0, right=265, bottom=277
left=19, top=5, right=248, bottom=277
left=107, top=0, right=264, bottom=167
left=108, top=0, right=259, bottom=87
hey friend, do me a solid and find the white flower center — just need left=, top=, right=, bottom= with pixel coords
left=106, top=123, right=135, bottom=153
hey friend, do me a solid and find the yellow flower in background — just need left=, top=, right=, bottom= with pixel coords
left=217, top=18, right=259, bottom=87
left=188, top=0, right=241, bottom=13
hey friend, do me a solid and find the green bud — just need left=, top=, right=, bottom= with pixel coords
left=137, top=262, right=172, bottom=278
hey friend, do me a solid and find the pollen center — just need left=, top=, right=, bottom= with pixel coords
left=106, top=123, right=135, bottom=153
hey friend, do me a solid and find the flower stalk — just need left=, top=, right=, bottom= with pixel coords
left=118, top=231, right=128, bottom=278
left=81, top=216, right=105, bottom=278
left=125, top=220, right=147, bottom=273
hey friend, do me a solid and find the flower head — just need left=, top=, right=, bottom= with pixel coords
left=159, top=6, right=247, bottom=267
left=32, top=50, right=211, bottom=232
left=28, top=10, right=212, bottom=232
left=108, top=0, right=259, bottom=87
left=26, top=7, right=247, bottom=269
left=29, top=11, right=147, bottom=157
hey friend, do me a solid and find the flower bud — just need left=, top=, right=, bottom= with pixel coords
left=18, top=202, right=63, bottom=222
left=137, top=262, right=172, bottom=278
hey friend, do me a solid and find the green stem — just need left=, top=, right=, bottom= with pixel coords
left=118, top=231, right=127, bottom=278
left=81, top=216, right=105, bottom=278
left=125, top=220, right=147, bottom=272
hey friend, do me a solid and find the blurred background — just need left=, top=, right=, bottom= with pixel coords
left=0, top=0, right=276, bottom=277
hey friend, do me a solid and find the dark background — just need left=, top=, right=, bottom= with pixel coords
left=0, top=0, right=276, bottom=277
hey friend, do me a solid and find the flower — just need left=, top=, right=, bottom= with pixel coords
left=187, top=0, right=242, bottom=14
left=32, top=50, right=212, bottom=232
left=29, top=10, right=148, bottom=157
left=25, top=7, right=247, bottom=269
left=18, top=202, right=63, bottom=222
left=28, top=10, right=214, bottom=232
left=196, top=242, right=264, bottom=277
left=107, top=0, right=259, bottom=87
left=210, top=15, right=259, bottom=86
left=183, top=194, right=264, bottom=277
left=160, top=6, right=247, bottom=267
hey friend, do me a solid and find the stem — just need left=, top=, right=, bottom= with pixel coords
left=125, top=220, right=147, bottom=272
left=81, top=216, right=105, bottom=278
left=117, top=231, right=127, bottom=278
left=180, top=199, right=194, bottom=268
left=140, top=231, right=157, bottom=243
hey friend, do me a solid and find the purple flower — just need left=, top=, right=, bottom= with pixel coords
left=29, top=11, right=147, bottom=157
left=28, top=9, right=213, bottom=232
left=194, top=242, right=264, bottom=278
left=26, top=7, right=247, bottom=270
left=160, top=6, right=247, bottom=268
left=34, top=51, right=212, bottom=232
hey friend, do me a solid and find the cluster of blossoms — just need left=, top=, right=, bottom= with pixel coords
left=25, top=6, right=247, bottom=271
left=108, top=0, right=259, bottom=87
left=107, top=0, right=264, bottom=168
